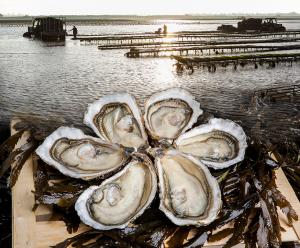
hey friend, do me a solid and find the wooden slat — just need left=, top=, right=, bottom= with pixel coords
left=275, top=168, right=300, bottom=240
left=11, top=119, right=36, bottom=248
left=35, top=222, right=90, bottom=248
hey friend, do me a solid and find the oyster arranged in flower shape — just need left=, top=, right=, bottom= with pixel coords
left=84, top=93, right=148, bottom=149
left=175, top=118, right=247, bottom=169
left=156, top=150, right=221, bottom=226
left=36, top=127, right=129, bottom=180
left=36, top=88, right=248, bottom=230
left=75, top=154, right=157, bottom=230
left=144, top=88, right=203, bottom=141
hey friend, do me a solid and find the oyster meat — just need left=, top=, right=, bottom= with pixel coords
left=144, top=88, right=203, bottom=140
left=175, top=118, right=247, bottom=169
left=156, top=150, right=221, bottom=226
left=35, top=88, right=249, bottom=231
left=84, top=93, right=148, bottom=148
left=36, top=127, right=128, bottom=180
left=75, top=154, right=157, bottom=230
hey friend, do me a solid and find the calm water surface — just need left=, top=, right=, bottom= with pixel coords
left=0, top=20, right=300, bottom=138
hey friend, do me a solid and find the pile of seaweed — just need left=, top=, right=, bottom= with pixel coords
left=0, top=116, right=299, bottom=248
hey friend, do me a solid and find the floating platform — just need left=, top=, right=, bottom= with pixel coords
left=171, top=53, right=300, bottom=73
left=97, top=37, right=300, bottom=50
left=124, top=44, right=300, bottom=58
left=172, top=52, right=300, bottom=64
left=253, top=85, right=300, bottom=103
left=78, top=31, right=300, bottom=45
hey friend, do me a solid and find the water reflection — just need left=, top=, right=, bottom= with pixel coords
left=154, top=59, right=176, bottom=86
left=0, top=22, right=300, bottom=140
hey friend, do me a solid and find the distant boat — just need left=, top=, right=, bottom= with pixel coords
left=217, top=18, right=286, bottom=33
left=23, top=16, right=66, bottom=42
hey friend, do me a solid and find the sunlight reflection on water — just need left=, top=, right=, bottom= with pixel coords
left=0, top=21, right=300, bottom=139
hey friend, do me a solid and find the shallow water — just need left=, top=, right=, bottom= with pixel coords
left=0, top=20, right=300, bottom=140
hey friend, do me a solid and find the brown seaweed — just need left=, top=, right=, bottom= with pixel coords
left=208, top=228, right=234, bottom=243
left=165, top=227, right=191, bottom=248
left=0, top=131, right=24, bottom=162
left=272, top=186, right=298, bottom=225
left=134, top=224, right=176, bottom=248
left=0, top=131, right=25, bottom=177
left=51, top=220, right=169, bottom=248
left=34, top=180, right=88, bottom=208
left=223, top=209, right=251, bottom=248
left=243, top=208, right=260, bottom=248
left=183, top=232, right=208, bottom=248
left=7, top=138, right=37, bottom=187
left=32, top=153, right=49, bottom=196
left=281, top=242, right=300, bottom=248
left=53, top=205, right=81, bottom=234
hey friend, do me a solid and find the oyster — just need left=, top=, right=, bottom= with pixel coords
left=175, top=118, right=247, bottom=169
left=144, top=88, right=203, bottom=140
left=84, top=93, right=148, bottom=149
left=36, top=127, right=129, bottom=180
left=75, top=154, right=157, bottom=230
left=156, top=150, right=221, bottom=226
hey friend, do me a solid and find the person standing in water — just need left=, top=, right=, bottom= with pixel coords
left=163, top=24, right=168, bottom=35
left=69, top=26, right=78, bottom=39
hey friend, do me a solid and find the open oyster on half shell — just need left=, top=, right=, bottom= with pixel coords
left=174, top=118, right=247, bottom=169
left=75, top=153, right=157, bottom=230
left=84, top=93, right=148, bottom=149
left=36, top=88, right=247, bottom=232
left=36, top=127, right=129, bottom=180
left=144, top=88, right=203, bottom=141
left=156, top=150, right=221, bottom=226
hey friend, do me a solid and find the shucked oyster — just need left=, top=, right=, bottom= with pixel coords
left=84, top=93, right=148, bottom=149
left=156, top=150, right=221, bottom=226
left=36, top=127, right=129, bottom=180
left=175, top=118, right=247, bottom=169
left=75, top=154, right=157, bottom=230
left=36, top=88, right=248, bottom=232
left=144, top=88, right=203, bottom=141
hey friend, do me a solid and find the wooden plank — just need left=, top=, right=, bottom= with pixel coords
left=11, top=119, right=36, bottom=248
left=275, top=168, right=300, bottom=240
left=11, top=119, right=300, bottom=247
left=35, top=222, right=90, bottom=248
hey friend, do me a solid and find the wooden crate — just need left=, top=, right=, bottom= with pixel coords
left=11, top=121, right=300, bottom=248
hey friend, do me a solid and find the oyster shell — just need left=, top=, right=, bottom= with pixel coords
left=156, top=150, right=221, bottom=226
left=75, top=154, right=157, bottom=230
left=144, top=88, right=203, bottom=141
left=175, top=118, right=247, bottom=169
left=36, top=127, right=128, bottom=180
left=84, top=93, right=148, bottom=149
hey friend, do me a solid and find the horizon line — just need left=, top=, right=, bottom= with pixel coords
left=2, top=12, right=300, bottom=17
